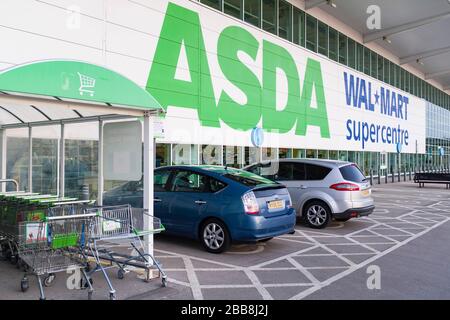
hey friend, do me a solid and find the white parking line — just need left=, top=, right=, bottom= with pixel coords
left=289, top=213, right=450, bottom=300
left=151, top=189, right=450, bottom=300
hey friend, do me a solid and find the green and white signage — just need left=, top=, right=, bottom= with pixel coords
left=145, top=1, right=425, bottom=153
left=0, top=60, right=161, bottom=110
left=0, top=0, right=426, bottom=153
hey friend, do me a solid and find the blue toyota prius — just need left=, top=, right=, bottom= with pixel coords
left=103, top=165, right=296, bottom=253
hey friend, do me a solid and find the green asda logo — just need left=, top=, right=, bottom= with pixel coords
left=147, top=2, right=330, bottom=138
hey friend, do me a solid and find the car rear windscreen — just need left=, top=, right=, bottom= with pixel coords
left=223, top=172, right=275, bottom=187
left=339, top=164, right=367, bottom=182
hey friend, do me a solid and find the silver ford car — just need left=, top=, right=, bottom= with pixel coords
left=244, top=159, right=375, bottom=229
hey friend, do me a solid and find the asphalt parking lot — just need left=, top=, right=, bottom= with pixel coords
left=2, top=180, right=450, bottom=300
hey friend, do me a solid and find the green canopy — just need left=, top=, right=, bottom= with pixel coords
left=0, top=60, right=161, bottom=111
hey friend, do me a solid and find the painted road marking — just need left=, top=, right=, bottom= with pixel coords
left=152, top=184, right=450, bottom=300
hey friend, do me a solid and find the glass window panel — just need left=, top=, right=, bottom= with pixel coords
left=262, top=147, right=277, bottom=161
left=396, top=65, right=401, bottom=89
left=329, top=150, right=338, bottom=160
left=223, top=145, right=243, bottom=168
left=370, top=51, right=377, bottom=78
left=389, top=61, right=395, bottom=86
left=244, top=0, right=260, bottom=27
left=172, top=144, right=192, bottom=165
left=25, top=126, right=60, bottom=195
left=377, top=55, right=383, bottom=80
left=279, top=148, right=292, bottom=158
left=65, top=139, right=98, bottom=200
left=400, top=69, right=405, bottom=91
left=317, top=21, right=328, bottom=56
left=6, top=130, right=29, bottom=192
left=348, top=151, right=356, bottom=163
left=306, top=14, right=317, bottom=52
left=224, top=0, right=241, bottom=19
left=347, top=38, right=356, bottom=68
left=293, top=8, right=305, bottom=47
left=317, top=150, right=328, bottom=159
left=306, top=149, right=317, bottom=158
left=404, top=71, right=410, bottom=93
left=244, top=146, right=260, bottom=165
left=156, top=143, right=171, bottom=167
left=293, top=148, right=305, bottom=158
left=356, top=43, right=364, bottom=72
left=201, top=0, right=221, bottom=10
left=338, top=32, right=347, bottom=65
left=278, top=0, right=292, bottom=40
left=328, top=27, right=338, bottom=61
left=201, top=144, right=222, bottom=165
left=363, top=47, right=370, bottom=75
left=383, top=58, right=389, bottom=83
left=262, top=0, right=276, bottom=35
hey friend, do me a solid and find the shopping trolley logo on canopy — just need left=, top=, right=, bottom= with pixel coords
left=77, top=72, right=96, bottom=96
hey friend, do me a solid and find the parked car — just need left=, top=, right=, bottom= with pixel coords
left=244, top=159, right=375, bottom=229
left=103, top=165, right=296, bottom=253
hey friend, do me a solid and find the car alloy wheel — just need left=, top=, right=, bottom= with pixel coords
left=201, top=219, right=231, bottom=253
left=203, top=222, right=225, bottom=250
left=304, top=201, right=330, bottom=229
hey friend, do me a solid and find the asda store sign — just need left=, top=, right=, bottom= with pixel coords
left=145, top=1, right=425, bottom=153
left=147, top=2, right=330, bottom=138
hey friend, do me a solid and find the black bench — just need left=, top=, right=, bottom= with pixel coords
left=414, top=172, right=450, bottom=189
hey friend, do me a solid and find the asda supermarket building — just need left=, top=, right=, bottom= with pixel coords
left=1, top=0, right=450, bottom=198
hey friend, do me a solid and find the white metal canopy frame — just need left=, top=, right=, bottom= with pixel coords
left=0, top=61, right=163, bottom=257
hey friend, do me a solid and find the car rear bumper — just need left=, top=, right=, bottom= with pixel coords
left=333, top=205, right=375, bottom=219
left=231, top=208, right=296, bottom=241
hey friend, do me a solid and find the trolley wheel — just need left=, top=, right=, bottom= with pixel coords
left=10, top=254, right=18, bottom=265
left=20, top=278, right=29, bottom=292
left=117, top=269, right=125, bottom=280
left=80, top=278, right=94, bottom=289
left=162, top=277, right=168, bottom=288
left=43, top=273, right=56, bottom=287
left=109, top=293, right=116, bottom=300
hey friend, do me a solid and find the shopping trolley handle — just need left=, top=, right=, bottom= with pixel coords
left=45, top=212, right=98, bottom=221
left=132, top=225, right=166, bottom=236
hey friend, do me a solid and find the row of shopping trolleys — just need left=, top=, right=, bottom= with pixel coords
left=0, top=191, right=167, bottom=300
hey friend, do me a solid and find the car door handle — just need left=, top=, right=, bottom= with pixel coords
left=299, top=185, right=308, bottom=189
left=195, top=200, right=207, bottom=205
left=154, top=198, right=162, bottom=202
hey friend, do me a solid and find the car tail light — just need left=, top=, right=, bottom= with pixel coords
left=242, top=191, right=260, bottom=215
left=287, top=193, right=293, bottom=208
left=330, top=182, right=360, bottom=191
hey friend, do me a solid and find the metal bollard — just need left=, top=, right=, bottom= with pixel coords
left=385, top=170, right=388, bottom=184
left=391, top=166, right=394, bottom=183
left=370, top=169, right=373, bottom=186
left=377, top=169, right=381, bottom=184
left=403, top=169, right=406, bottom=181
left=398, top=169, right=401, bottom=182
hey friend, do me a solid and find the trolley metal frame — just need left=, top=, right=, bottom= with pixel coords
left=18, top=212, right=97, bottom=300
left=85, top=204, right=167, bottom=300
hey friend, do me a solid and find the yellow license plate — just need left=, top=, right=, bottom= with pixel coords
left=361, top=189, right=370, bottom=196
left=268, top=200, right=284, bottom=210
